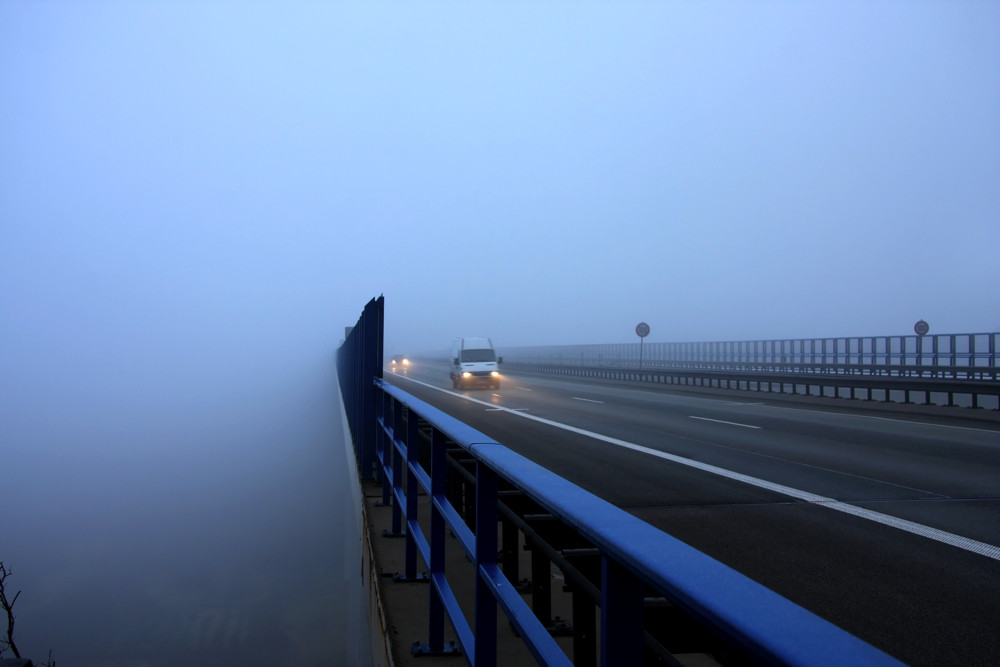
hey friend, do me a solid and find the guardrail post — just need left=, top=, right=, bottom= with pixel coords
left=375, top=390, right=389, bottom=500
left=601, top=556, right=644, bottom=666
left=530, top=536, right=552, bottom=625
left=423, top=428, right=449, bottom=654
left=474, top=462, right=500, bottom=667
left=501, top=515, right=519, bottom=585
left=390, top=398, right=404, bottom=536
left=403, top=405, right=425, bottom=581
left=572, top=585, right=597, bottom=667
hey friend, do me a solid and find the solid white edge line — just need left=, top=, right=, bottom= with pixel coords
left=398, top=375, right=1000, bottom=561
left=689, top=416, right=761, bottom=429
left=573, top=397, right=605, bottom=404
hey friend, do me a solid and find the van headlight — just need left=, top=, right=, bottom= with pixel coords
left=491, top=371, right=500, bottom=377
left=462, top=372, right=472, bottom=378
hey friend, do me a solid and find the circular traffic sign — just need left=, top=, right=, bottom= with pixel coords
left=635, top=322, right=650, bottom=338
left=914, top=320, right=930, bottom=336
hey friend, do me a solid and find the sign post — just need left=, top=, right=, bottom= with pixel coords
left=914, top=320, right=929, bottom=368
left=635, top=322, right=650, bottom=369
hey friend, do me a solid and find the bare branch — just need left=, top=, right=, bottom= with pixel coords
left=0, top=561, right=22, bottom=659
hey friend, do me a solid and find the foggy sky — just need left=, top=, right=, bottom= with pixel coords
left=0, top=3, right=998, bottom=660
left=2, top=2, right=998, bottom=359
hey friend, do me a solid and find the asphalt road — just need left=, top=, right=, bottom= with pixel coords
left=385, top=359, right=1000, bottom=667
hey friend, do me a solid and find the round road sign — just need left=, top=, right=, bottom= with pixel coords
left=635, top=322, right=650, bottom=338
left=914, top=320, right=930, bottom=336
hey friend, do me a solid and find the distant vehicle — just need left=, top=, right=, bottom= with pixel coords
left=450, top=338, right=502, bottom=389
left=389, top=355, right=410, bottom=372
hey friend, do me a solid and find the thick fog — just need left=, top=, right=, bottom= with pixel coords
left=1, top=2, right=998, bottom=664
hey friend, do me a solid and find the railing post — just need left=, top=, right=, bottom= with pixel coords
left=572, top=585, right=597, bottom=667
left=427, top=429, right=448, bottom=652
left=530, top=536, right=552, bottom=625
left=601, top=556, right=644, bottom=666
left=377, top=390, right=389, bottom=499
left=404, top=406, right=422, bottom=581
left=390, top=398, right=404, bottom=536
left=501, top=515, right=520, bottom=585
left=474, top=462, right=500, bottom=667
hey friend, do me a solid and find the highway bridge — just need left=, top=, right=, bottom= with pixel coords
left=340, top=299, right=1000, bottom=666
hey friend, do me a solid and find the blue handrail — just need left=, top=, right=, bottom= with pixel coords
left=372, top=378, right=901, bottom=667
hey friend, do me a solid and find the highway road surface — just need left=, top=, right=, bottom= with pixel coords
left=385, top=359, right=1000, bottom=666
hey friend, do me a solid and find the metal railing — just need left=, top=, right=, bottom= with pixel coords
left=337, top=297, right=902, bottom=666
left=370, top=379, right=901, bottom=666
left=502, top=333, right=1000, bottom=381
left=499, top=333, right=1000, bottom=411
left=500, top=361, right=1000, bottom=411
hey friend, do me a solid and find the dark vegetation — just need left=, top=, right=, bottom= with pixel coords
left=0, top=562, right=53, bottom=667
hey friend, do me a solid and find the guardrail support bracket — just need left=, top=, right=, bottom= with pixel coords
left=412, top=639, right=461, bottom=657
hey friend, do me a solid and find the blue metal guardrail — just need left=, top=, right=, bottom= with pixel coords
left=337, top=298, right=902, bottom=666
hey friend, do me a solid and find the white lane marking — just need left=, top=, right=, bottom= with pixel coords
left=486, top=408, right=529, bottom=412
left=513, top=387, right=533, bottom=391
left=573, top=397, right=605, bottom=404
left=689, top=416, right=761, bottom=429
left=399, top=375, right=1000, bottom=561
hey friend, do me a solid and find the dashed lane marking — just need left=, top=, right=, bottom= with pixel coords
left=689, top=416, right=761, bottom=429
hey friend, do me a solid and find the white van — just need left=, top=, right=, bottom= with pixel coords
left=450, top=337, right=502, bottom=389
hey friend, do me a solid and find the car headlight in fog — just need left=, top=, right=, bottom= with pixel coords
left=462, top=372, right=472, bottom=378
left=403, top=359, right=410, bottom=365
left=491, top=371, right=500, bottom=377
